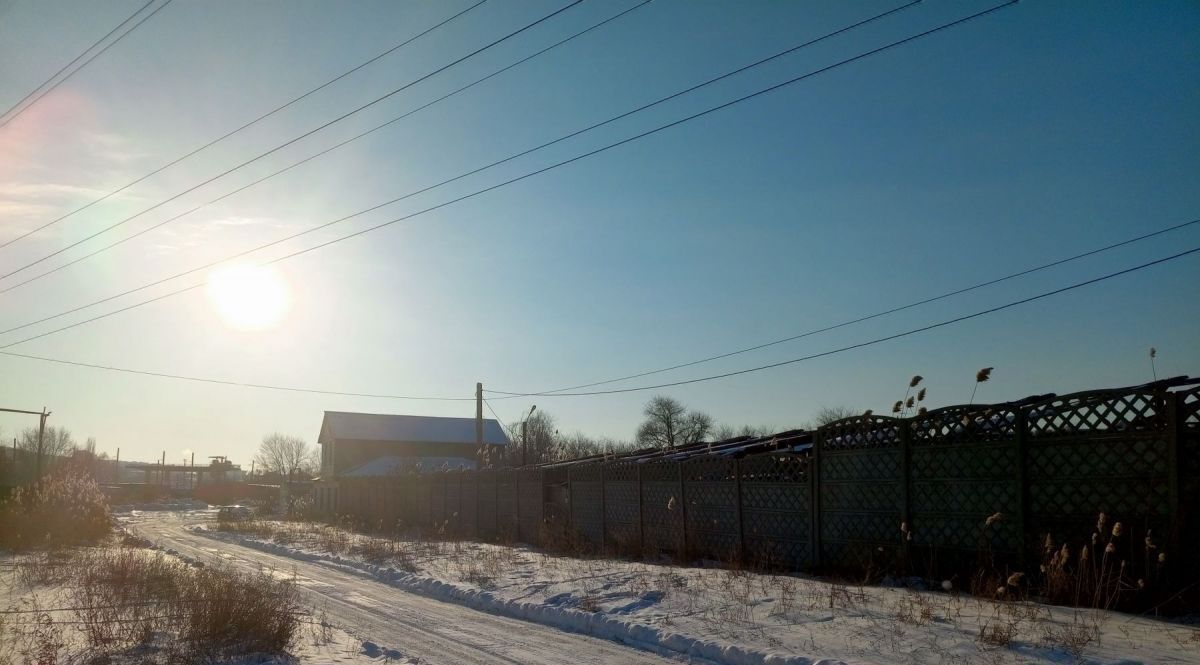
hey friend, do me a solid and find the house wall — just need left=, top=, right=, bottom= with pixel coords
left=323, top=439, right=484, bottom=475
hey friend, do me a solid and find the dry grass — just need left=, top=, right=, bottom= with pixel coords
left=3, top=544, right=302, bottom=664
left=0, top=467, right=111, bottom=550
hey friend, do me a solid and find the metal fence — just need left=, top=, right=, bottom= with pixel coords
left=330, top=381, right=1199, bottom=577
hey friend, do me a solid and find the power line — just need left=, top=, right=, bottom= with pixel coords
left=0, top=0, right=655, bottom=298
left=483, top=399, right=519, bottom=441
left=0, top=0, right=970, bottom=343
left=0, top=0, right=485, bottom=251
left=484, top=218, right=1200, bottom=396
left=489, top=247, right=1200, bottom=397
left=0, top=0, right=582, bottom=278
left=0, top=349, right=476, bottom=401
left=0, top=0, right=168, bottom=129
left=1, top=247, right=1194, bottom=401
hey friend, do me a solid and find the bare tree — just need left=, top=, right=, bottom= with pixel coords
left=810, top=406, right=860, bottom=428
left=636, top=396, right=713, bottom=450
left=19, top=425, right=76, bottom=467
left=254, top=433, right=316, bottom=481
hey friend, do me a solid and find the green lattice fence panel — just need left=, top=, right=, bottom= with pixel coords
left=641, top=461, right=684, bottom=557
left=739, top=452, right=810, bottom=569
left=517, top=468, right=543, bottom=545
left=497, top=470, right=519, bottom=542
left=817, top=416, right=902, bottom=567
left=570, top=463, right=604, bottom=549
left=682, top=457, right=739, bottom=562
left=460, top=472, right=478, bottom=539
left=909, top=404, right=1021, bottom=569
left=604, top=462, right=640, bottom=553
left=1025, top=388, right=1171, bottom=571
left=477, top=471, right=497, bottom=540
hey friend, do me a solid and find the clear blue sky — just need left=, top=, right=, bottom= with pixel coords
left=0, top=0, right=1197, bottom=465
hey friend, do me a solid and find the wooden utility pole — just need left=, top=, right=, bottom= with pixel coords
left=476, top=382, right=484, bottom=466
left=35, top=408, right=48, bottom=481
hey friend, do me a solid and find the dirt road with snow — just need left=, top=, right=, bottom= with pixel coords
left=128, top=511, right=680, bottom=665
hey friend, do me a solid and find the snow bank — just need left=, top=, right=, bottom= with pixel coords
left=192, top=526, right=845, bottom=665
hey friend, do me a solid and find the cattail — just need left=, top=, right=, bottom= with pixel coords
left=1105, top=543, right=1116, bottom=555
left=1081, top=547, right=1090, bottom=562
left=905, top=396, right=915, bottom=409
left=909, top=375, right=924, bottom=388
left=996, top=586, right=1006, bottom=596
left=1112, top=522, right=1123, bottom=537
left=917, top=388, right=926, bottom=402
left=667, top=496, right=676, bottom=511
left=1006, top=572, right=1024, bottom=586
left=986, top=512, right=1004, bottom=526
left=1145, top=535, right=1156, bottom=550
left=917, top=406, right=927, bottom=415
left=862, top=409, right=874, bottom=418
left=1043, top=534, right=1053, bottom=550
left=1137, top=579, right=1145, bottom=589
left=976, top=367, right=994, bottom=383
left=892, top=401, right=903, bottom=414
left=1158, top=552, right=1167, bottom=563
left=1092, top=532, right=1100, bottom=545
left=941, top=580, right=953, bottom=591
left=900, top=522, right=909, bottom=533
left=1097, top=513, right=1107, bottom=531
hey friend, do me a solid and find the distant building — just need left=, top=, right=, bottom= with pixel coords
left=313, top=411, right=509, bottom=514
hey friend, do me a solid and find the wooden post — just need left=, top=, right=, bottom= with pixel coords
left=35, top=408, right=48, bottom=481
left=475, top=382, right=484, bottom=466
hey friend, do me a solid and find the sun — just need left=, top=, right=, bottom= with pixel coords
left=205, top=264, right=290, bottom=331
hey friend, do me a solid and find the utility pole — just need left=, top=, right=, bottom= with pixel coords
left=35, top=408, right=48, bottom=481
left=476, top=382, right=484, bottom=466
left=521, top=405, right=537, bottom=467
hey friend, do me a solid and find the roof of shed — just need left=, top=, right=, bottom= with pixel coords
left=318, top=411, right=509, bottom=446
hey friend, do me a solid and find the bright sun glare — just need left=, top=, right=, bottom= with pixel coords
left=205, top=264, right=290, bottom=331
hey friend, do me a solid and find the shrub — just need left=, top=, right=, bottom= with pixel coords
left=0, top=467, right=110, bottom=550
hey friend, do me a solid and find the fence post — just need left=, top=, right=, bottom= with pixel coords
left=494, top=470, right=500, bottom=538
left=898, top=421, right=911, bottom=528
left=810, top=430, right=822, bottom=567
left=1166, top=391, right=1181, bottom=561
left=600, top=464, right=607, bottom=552
left=475, top=471, right=480, bottom=537
left=566, top=466, right=573, bottom=535
left=733, top=457, right=745, bottom=563
left=636, top=463, right=644, bottom=554
left=514, top=469, right=521, bottom=542
left=678, top=462, right=688, bottom=559
left=1014, top=406, right=1028, bottom=569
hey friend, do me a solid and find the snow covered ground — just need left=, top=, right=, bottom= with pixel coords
left=142, top=510, right=1200, bottom=665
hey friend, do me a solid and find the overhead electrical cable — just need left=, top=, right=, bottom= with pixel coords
left=0, top=0, right=583, bottom=277
left=0, top=0, right=655, bottom=297
left=1, top=247, right=1194, bottom=400
left=0, top=0, right=169, bottom=129
left=0, top=349, right=476, bottom=401
left=0, top=0, right=486, bottom=250
left=484, top=218, right=1200, bottom=396
left=484, top=247, right=1200, bottom=397
left=0, top=0, right=1018, bottom=349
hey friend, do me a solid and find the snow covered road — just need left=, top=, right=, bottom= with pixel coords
left=130, top=511, right=680, bottom=665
